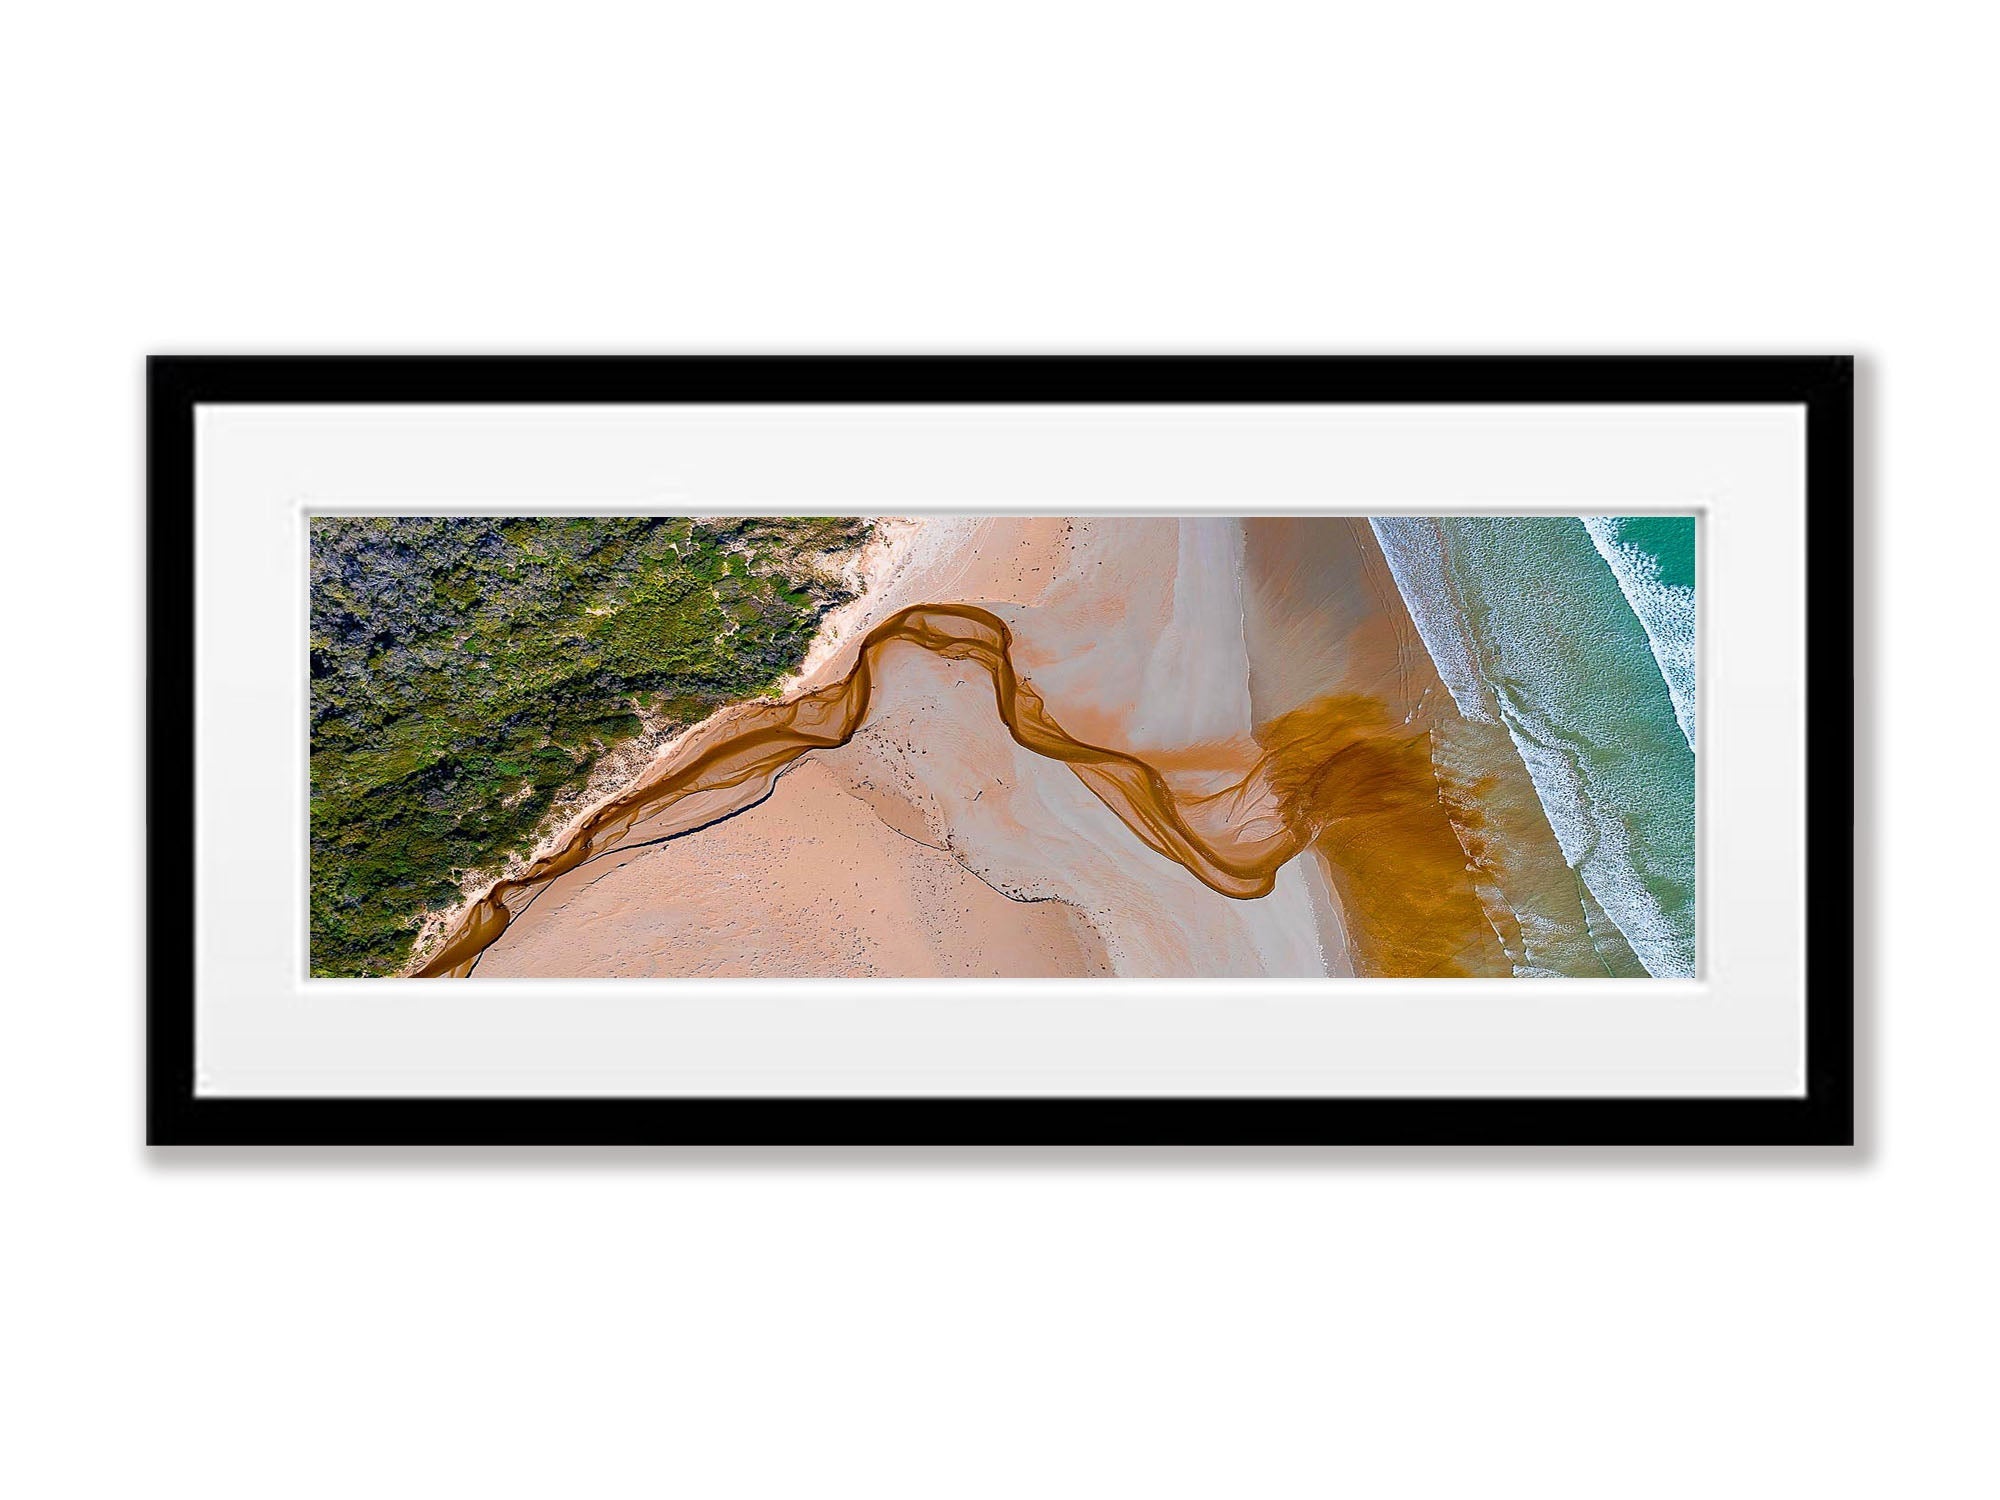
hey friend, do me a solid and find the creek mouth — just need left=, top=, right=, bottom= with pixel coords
left=416, top=600, right=1487, bottom=978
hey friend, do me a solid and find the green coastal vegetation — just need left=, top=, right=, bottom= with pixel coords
left=309, top=515, right=873, bottom=977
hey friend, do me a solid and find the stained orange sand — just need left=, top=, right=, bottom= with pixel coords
left=418, top=600, right=1497, bottom=978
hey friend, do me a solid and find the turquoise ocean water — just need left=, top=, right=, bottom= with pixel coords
left=1370, top=516, right=1697, bottom=978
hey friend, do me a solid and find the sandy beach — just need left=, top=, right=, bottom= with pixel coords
left=474, top=757, right=1110, bottom=978
left=426, top=513, right=1642, bottom=980
left=454, top=516, right=1328, bottom=977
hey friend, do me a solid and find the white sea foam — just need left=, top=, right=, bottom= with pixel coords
left=1371, top=517, right=1696, bottom=978
left=1367, top=518, right=1497, bottom=725
left=1582, top=517, right=1697, bottom=752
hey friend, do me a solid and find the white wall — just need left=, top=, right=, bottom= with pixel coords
left=1, top=3, right=1986, bottom=1495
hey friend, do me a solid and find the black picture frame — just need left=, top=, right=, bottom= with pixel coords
left=148, top=355, right=1854, bottom=1146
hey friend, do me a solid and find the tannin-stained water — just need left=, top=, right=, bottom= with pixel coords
left=415, top=599, right=1500, bottom=978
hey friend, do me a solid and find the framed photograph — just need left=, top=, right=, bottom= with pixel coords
left=148, top=356, right=1853, bottom=1145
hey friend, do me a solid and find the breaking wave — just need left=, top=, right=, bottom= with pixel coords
left=1369, top=517, right=1697, bottom=978
left=1582, top=516, right=1697, bottom=751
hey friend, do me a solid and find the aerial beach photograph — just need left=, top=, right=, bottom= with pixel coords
left=308, top=513, right=1696, bottom=981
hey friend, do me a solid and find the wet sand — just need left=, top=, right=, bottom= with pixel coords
left=1241, top=517, right=1645, bottom=978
